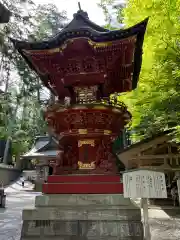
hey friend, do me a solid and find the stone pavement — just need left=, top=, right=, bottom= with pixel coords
left=150, top=217, right=180, bottom=240
left=0, top=192, right=36, bottom=240
left=0, top=183, right=180, bottom=240
left=132, top=198, right=180, bottom=239
left=0, top=180, right=40, bottom=240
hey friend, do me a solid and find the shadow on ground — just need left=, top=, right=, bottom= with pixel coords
left=161, top=208, right=180, bottom=218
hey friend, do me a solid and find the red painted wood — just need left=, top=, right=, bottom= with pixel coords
left=47, top=175, right=121, bottom=183
left=42, top=182, right=123, bottom=194
left=45, top=107, right=130, bottom=136
left=27, top=37, right=135, bottom=98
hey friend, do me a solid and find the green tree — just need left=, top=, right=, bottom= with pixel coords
left=122, top=0, right=180, bottom=141
left=99, top=0, right=125, bottom=27
left=0, top=1, right=67, bottom=163
left=101, top=0, right=180, bottom=142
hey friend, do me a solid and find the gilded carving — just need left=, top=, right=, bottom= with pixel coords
left=44, top=107, right=129, bottom=138
left=78, top=161, right=96, bottom=169
left=78, top=129, right=88, bottom=134
left=93, top=139, right=117, bottom=174
left=104, top=130, right=112, bottom=135
left=78, top=139, right=95, bottom=147
left=24, top=36, right=135, bottom=55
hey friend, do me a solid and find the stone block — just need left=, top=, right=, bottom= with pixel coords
left=22, top=208, right=141, bottom=221
left=35, top=194, right=138, bottom=208
left=21, top=194, right=143, bottom=240
left=21, top=220, right=78, bottom=237
left=21, top=220, right=143, bottom=238
left=21, top=237, right=142, bottom=240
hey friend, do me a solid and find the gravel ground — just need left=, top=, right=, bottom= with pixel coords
left=0, top=191, right=38, bottom=240
left=150, top=217, right=180, bottom=239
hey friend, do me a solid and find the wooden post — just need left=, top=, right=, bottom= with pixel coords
left=44, top=166, right=49, bottom=181
left=142, top=198, right=151, bottom=240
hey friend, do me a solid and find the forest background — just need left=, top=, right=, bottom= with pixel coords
left=0, top=0, right=179, bottom=162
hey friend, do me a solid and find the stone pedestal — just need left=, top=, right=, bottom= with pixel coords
left=21, top=194, right=143, bottom=240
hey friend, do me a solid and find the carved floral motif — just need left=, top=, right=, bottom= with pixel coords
left=78, top=161, right=96, bottom=169
left=25, top=37, right=136, bottom=97
left=78, top=139, right=95, bottom=147
left=54, top=137, right=118, bottom=175
left=45, top=108, right=130, bottom=136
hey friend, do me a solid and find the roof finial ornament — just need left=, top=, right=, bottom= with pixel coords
left=78, top=2, right=82, bottom=11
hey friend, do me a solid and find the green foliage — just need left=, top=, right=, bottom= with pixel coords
left=99, top=0, right=125, bottom=27
left=122, top=0, right=180, bottom=141
left=101, top=0, right=180, bottom=142
left=0, top=1, right=67, bottom=159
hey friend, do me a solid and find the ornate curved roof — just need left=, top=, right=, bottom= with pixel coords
left=11, top=9, right=148, bottom=99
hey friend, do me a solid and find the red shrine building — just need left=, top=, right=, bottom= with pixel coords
left=12, top=8, right=148, bottom=240
left=12, top=9, right=148, bottom=194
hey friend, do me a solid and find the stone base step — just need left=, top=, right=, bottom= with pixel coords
left=22, top=207, right=141, bottom=221
left=21, top=237, right=142, bottom=240
left=21, top=194, right=143, bottom=240
left=21, top=220, right=143, bottom=239
left=35, top=194, right=137, bottom=208
left=21, top=237, right=143, bottom=240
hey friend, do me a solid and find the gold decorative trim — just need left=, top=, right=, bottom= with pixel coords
left=78, top=161, right=96, bottom=169
left=104, top=130, right=112, bottom=135
left=88, top=36, right=136, bottom=48
left=22, top=36, right=137, bottom=55
left=78, top=129, right=88, bottom=134
left=78, top=139, right=95, bottom=147
left=93, top=105, right=108, bottom=110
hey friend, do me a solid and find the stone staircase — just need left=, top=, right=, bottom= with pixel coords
left=20, top=194, right=143, bottom=240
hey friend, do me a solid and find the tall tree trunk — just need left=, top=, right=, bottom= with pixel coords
left=4, top=59, right=10, bottom=93
left=3, top=86, right=22, bottom=165
left=0, top=54, right=4, bottom=86
left=37, top=78, right=41, bottom=103
left=2, top=136, right=11, bottom=164
left=21, top=94, right=28, bottom=127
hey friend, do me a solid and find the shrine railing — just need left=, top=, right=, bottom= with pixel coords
left=45, top=98, right=128, bottom=111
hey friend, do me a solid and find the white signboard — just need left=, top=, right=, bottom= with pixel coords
left=123, top=170, right=167, bottom=199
